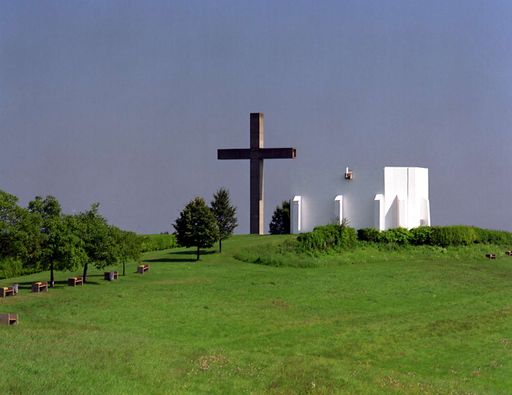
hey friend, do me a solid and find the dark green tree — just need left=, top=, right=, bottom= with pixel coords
left=174, top=197, right=219, bottom=261
left=269, top=200, right=291, bottom=235
left=210, top=188, right=237, bottom=253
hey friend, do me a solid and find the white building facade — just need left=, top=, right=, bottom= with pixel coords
left=290, top=166, right=430, bottom=233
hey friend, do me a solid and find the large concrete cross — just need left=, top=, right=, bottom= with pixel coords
left=218, top=113, right=296, bottom=234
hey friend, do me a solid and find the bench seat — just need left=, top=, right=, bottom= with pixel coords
left=0, top=287, right=15, bottom=298
left=0, top=313, right=17, bottom=325
left=68, top=277, right=83, bottom=286
left=137, top=264, right=150, bottom=274
left=32, top=282, right=49, bottom=292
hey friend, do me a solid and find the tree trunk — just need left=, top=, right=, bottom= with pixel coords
left=219, top=239, right=222, bottom=253
left=83, top=263, right=88, bottom=283
left=196, top=245, right=200, bottom=261
left=50, top=262, right=55, bottom=288
left=122, top=261, right=126, bottom=276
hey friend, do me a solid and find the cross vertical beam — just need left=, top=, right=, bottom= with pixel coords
left=250, top=113, right=264, bottom=234
left=217, top=113, right=296, bottom=235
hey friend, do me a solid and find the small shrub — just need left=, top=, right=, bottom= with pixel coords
left=357, top=228, right=380, bottom=243
left=410, top=226, right=433, bottom=245
left=379, top=228, right=412, bottom=245
left=297, top=224, right=356, bottom=253
left=429, top=226, right=478, bottom=247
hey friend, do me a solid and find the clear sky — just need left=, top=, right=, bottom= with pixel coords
left=1, top=1, right=511, bottom=233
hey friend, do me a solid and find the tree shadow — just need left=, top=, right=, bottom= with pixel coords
left=143, top=249, right=216, bottom=263
left=144, top=258, right=197, bottom=263
left=11, top=281, right=38, bottom=290
left=12, top=279, right=100, bottom=290
left=169, top=250, right=216, bottom=256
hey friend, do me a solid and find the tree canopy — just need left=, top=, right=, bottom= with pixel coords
left=0, top=190, right=40, bottom=262
left=0, top=189, right=143, bottom=281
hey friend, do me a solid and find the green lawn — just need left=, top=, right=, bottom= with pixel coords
left=1, top=235, right=512, bottom=394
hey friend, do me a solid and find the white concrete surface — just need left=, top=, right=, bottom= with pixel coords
left=289, top=166, right=430, bottom=232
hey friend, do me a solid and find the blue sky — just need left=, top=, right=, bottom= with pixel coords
left=1, top=1, right=511, bottom=233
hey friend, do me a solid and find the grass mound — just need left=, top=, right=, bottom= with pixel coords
left=235, top=224, right=357, bottom=268
left=234, top=240, right=318, bottom=268
left=2, top=235, right=512, bottom=393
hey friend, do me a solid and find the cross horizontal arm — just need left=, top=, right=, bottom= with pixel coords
left=218, top=149, right=251, bottom=160
left=258, top=148, right=296, bottom=159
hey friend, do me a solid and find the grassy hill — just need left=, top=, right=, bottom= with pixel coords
left=1, top=235, right=512, bottom=394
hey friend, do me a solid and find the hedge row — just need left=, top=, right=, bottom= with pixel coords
left=140, top=234, right=178, bottom=252
left=357, top=226, right=512, bottom=247
left=297, top=224, right=356, bottom=253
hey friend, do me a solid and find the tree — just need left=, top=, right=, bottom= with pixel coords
left=269, top=200, right=291, bottom=235
left=174, top=197, right=219, bottom=261
left=27, top=196, right=72, bottom=287
left=69, top=203, right=117, bottom=283
left=111, top=227, right=142, bottom=276
left=0, top=190, right=41, bottom=263
left=210, top=188, right=237, bottom=253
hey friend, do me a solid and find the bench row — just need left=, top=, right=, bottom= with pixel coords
left=1, top=266, right=151, bottom=299
left=1, top=266, right=152, bottom=325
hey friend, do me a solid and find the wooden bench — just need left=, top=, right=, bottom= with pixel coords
left=505, top=251, right=512, bottom=256
left=137, top=264, right=150, bottom=274
left=32, top=281, right=48, bottom=293
left=104, top=271, right=119, bottom=281
left=0, top=287, right=15, bottom=298
left=67, top=277, right=83, bottom=287
left=485, top=253, right=497, bottom=260
left=0, top=313, right=17, bottom=326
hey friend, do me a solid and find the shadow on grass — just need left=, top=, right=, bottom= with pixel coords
left=13, top=279, right=101, bottom=290
left=143, top=249, right=216, bottom=263
left=143, top=258, right=197, bottom=263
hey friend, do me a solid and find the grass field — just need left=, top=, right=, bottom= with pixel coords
left=1, top=235, right=512, bottom=394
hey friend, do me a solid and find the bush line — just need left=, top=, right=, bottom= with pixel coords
left=357, top=225, right=512, bottom=247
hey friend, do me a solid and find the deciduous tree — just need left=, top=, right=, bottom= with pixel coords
left=111, top=227, right=142, bottom=276
left=70, top=203, right=117, bottom=282
left=0, top=190, right=41, bottom=263
left=28, top=196, right=75, bottom=287
left=174, top=197, right=219, bottom=261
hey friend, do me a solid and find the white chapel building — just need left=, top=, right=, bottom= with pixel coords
left=290, top=166, right=430, bottom=233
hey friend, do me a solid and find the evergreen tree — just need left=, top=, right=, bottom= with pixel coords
left=210, top=188, right=237, bottom=252
left=174, top=197, right=219, bottom=261
left=269, top=200, right=291, bottom=235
